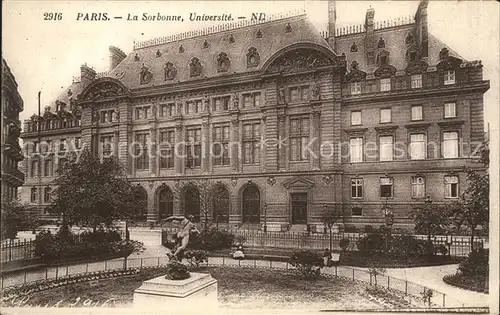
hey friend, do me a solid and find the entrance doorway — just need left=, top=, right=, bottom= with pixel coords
left=291, top=193, right=307, bottom=224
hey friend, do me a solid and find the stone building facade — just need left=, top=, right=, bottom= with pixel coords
left=20, top=1, right=489, bottom=231
left=2, top=58, right=25, bottom=204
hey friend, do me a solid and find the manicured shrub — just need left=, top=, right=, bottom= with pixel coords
left=356, top=233, right=386, bottom=253
left=458, top=249, right=488, bottom=277
left=188, top=228, right=235, bottom=251
left=339, top=238, right=350, bottom=252
left=288, top=249, right=324, bottom=280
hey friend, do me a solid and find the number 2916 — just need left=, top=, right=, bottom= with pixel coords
left=44, top=13, right=62, bottom=20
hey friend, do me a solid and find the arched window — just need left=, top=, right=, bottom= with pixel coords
left=242, top=184, right=260, bottom=224
left=212, top=185, right=229, bottom=225
left=31, top=187, right=37, bottom=203
left=158, top=186, right=173, bottom=220
left=184, top=186, right=200, bottom=222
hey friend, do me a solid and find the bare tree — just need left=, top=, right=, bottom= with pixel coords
left=173, top=179, right=217, bottom=231
left=321, top=204, right=340, bottom=252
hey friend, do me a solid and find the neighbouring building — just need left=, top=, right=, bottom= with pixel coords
left=20, top=0, right=489, bottom=231
left=2, top=58, right=25, bottom=204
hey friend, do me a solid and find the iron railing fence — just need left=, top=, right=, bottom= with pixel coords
left=0, top=255, right=470, bottom=308
left=1, top=239, right=35, bottom=263
left=161, top=229, right=483, bottom=257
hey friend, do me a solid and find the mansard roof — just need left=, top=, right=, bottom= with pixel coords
left=108, top=14, right=336, bottom=88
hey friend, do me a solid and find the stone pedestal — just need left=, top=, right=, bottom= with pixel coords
left=133, top=273, right=218, bottom=312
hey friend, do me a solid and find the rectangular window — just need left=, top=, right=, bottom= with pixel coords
left=351, top=178, right=363, bottom=199
left=290, top=117, right=310, bottom=161
left=33, top=141, right=39, bottom=154
left=135, top=133, right=150, bottom=170
left=411, top=176, right=426, bottom=198
left=444, top=70, right=456, bottom=85
left=242, top=122, right=261, bottom=164
left=31, top=188, right=37, bottom=203
left=289, top=87, right=299, bottom=102
left=185, top=101, right=192, bottom=115
left=411, top=105, right=423, bottom=121
left=350, top=82, right=361, bottom=95
left=411, top=74, right=422, bottom=89
left=380, top=177, right=393, bottom=198
left=444, top=102, right=456, bottom=118
left=160, top=103, right=174, bottom=117
left=380, top=78, right=391, bottom=92
left=379, top=135, right=393, bottom=161
left=352, top=207, right=363, bottom=216
left=100, top=134, right=114, bottom=158
left=43, top=160, right=52, bottom=177
left=351, top=111, right=362, bottom=126
left=380, top=108, right=391, bottom=123
left=31, top=160, right=40, bottom=177
left=442, top=131, right=459, bottom=158
left=135, top=107, right=142, bottom=119
left=100, top=111, right=108, bottom=123
left=445, top=176, right=459, bottom=198
left=242, top=92, right=261, bottom=108
left=159, top=129, right=175, bottom=169
left=194, top=100, right=203, bottom=113
left=59, top=139, right=66, bottom=151
left=212, top=125, right=230, bottom=166
left=74, top=137, right=81, bottom=150
left=410, top=133, right=426, bottom=160
left=44, top=187, right=52, bottom=203
left=186, top=128, right=202, bottom=168
left=349, top=137, right=363, bottom=163
left=213, top=96, right=230, bottom=111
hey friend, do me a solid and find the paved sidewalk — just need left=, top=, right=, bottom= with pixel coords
left=2, top=245, right=489, bottom=309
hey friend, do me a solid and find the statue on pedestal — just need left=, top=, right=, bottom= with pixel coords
left=161, top=215, right=200, bottom=261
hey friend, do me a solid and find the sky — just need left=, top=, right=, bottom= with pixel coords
left=2, top=0, right=499, bottom=131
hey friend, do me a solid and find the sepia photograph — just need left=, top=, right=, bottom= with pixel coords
left=1, top=0, right=499, bottom=314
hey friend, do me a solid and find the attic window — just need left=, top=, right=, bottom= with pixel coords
left=409, top=51, right=417, bottom=63
left=350, top=42, right=358, bottom=52
left=285, top=23, right=292, bottom=33
left=405, top=33, right=414, bottom=44
left=179, top=45, right=185, bottom=53
left=156, top=50, right=162, bottom=57
left=202, top=40, right=210, bottom=49
left=380, top=55, right=388, bottom=66
left=256, top=29, right=262, bottom=38
left=134, top=54, right=140, bottom=62
left=229, top=34, right=235, bottom=43
left=377, top=37, right=385, bottom=48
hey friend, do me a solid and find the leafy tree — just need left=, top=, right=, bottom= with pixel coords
left=409, top=201, right=451, bottom=256
left=1, top=201, right=38, bottom=240
left=288, top=249, right=324, bottom=280
left=173, top=179, right=217, bottom=231
left=321, top=205, right=340, bottom=252
left=49, top=149, right=146, bottom=232
left=447, top=141, right=489, bottom=250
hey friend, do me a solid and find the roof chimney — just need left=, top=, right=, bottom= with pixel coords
left=80, top=64, right=96, bottom=87
left=415, top=0, right=429, bottom=59
left=109, top=46, right=127, bottom=71
left=364, top=7, right=376, bottom=67
left=328, top=0, right=337, bottom=50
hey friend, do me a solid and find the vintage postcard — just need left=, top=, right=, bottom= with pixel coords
left=1, top=0, right=499, bottom=314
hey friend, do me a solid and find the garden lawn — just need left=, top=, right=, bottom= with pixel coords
left=15, top=267, right=383, bottom=310
left=339, top=251, right=463, bottom=268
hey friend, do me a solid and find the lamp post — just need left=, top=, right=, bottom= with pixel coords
left=263, top=202, right=268, bottom=233
left=446, top=231, right=453, bottom=257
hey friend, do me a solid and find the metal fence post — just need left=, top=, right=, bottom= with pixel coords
left=157, top=257, right=160, bottom=266
left=86, top=263, right=89, bottom=274
left=45, top=268, right=48, bottom=280
left=238, top=259, right=241, bottom=267
left=66, top=265, right=69, bottom=276
left=335, top=265, right=337, bottom=277
left=387, top=276, right=390, bottom=289
left=55, top=266, right=59, bottom=280
left=442, top=294, right=446, bottom=307
left=105, top=260, right=107, bottom=271
left=254, top=259, right=256, bottom=268
left=24, top=271, right=27, bottom=284
left=222, top=256, right=225, bottom=266
left=270, top=260, right=272, bottom=268
left=352, top=268, right=355, bottom=280
left=140, top=258, right=143, bottom=269
left=405, top=280, right=408, bottom=294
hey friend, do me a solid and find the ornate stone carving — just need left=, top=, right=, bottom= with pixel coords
left=246, top=47, right=260, bottom=68
left=176, top=98, right=183, bottom=115
left=267, top=177, right=276, bottom=186
left=232, top=93, right=239, bottom=109
left=322, top=175, right=333, bottom=185
left=350, top=42, right=358, bottom=52
left=266, top=49, right=335, bottom=74
left=377, top=37, right=386, bottom=48
left=285, top=23, right=292, bottom=33
left=310, top=82, right=320, bottom=100
left=228, top=34, right=235, bottom=43
left=351, top=61, right=359, bottom=70
left=231, top=177, right=237, bottom=187
left=152, top=103, right=158, bottom=118
left=115, top=70, right=126, bottom=79
left=437, top=54, right=462, bottom=71
left=204, top=95, right=210, bottom=112
left=256, top=29, right=262, bottom=38
left=405, top=60, right=429, bottom=75
left=374, top=64, right=397, bottom=78
left=405, top=33, right=414, bottom=44
left=189, top=57, right=202, bottom=77
left=439, top=47, right=449, bottom=59
left=179, top=45, right=185, bottom=53
left=140, top=65, right=153, bottom=85
left=277, top=86, right=286, bottom=105
left=156, top=50, right=162, bottom=58
left=164, top=62, right=177, bottom=80
left=345, top=68, right=367, bottom=83
left=83, top=82, right=125, bottom=101
left=202, top=40, right=210, bottom=49
left=217, top=52, right=230, bottom=73
left=134, top=54, right=140, bottom=62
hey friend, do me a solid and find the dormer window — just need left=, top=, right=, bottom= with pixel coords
left=380, top=56, right=388, bottom=66
left=217, top=52, right=230, bottom=73
left=409, top=51, right=417, bottom=62
left=377, top=37, right=386, bottom=48
left=444, top=70, right=456, bottom=85
left=350, top=82, right=361, bottom=95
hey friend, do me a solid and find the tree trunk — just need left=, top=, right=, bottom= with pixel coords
left=470, top=227, right=475, bottom=252
left=329, top=228, right=332, bottom=252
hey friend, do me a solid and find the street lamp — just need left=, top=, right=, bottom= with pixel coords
left=446, top=231, right=453, bottom=257
left=263, top=202, right=268, bottom=233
